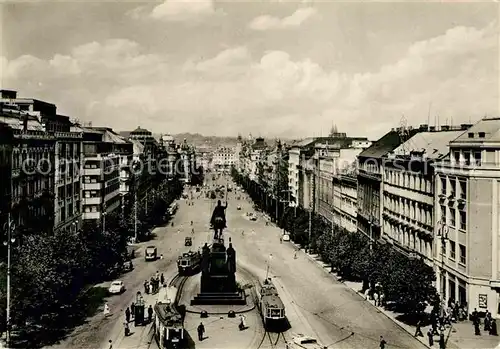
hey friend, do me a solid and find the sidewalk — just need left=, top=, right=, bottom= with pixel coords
left=290, top=241, right=500, bottom=349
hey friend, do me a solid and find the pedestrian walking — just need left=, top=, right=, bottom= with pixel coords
left=130, top=302, right=135, bottom=319
left=125, top=307, right=131, bottom=323
left=148, top=305, right=153, bottom=323
left=379, top=336, right=387, bottom=349
left=160, top=273, right=165, bottom=285
left=490, top=319, right=498, bottom=336
left=475, top=321, right=481, bottom=335
left=427, top=327, right=434, bottom=346
left=108, top=339, right=113, bottom=349
left=124, top=321, right=130, bottom=337
left=439, top=333, right=445, bottom=349
left=197, top=322, right=205, bottom=341
left=103, top=303, right=111, bottom=317
left=414, top=320, right=423, bottom=337
left=144, top=280, right=149, bottom=294
left=149, top=282, right=154, bottom=294
left=160, top=254, right=164, bottom=260
left=155, top=271, right=160, bottom=280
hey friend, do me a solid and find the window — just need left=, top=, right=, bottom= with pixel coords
left=449, top=208, right=456, bottom=227
left=450, top=241, right=456, bottom=260
left=460, top=211, right=467, bottom=230
left=468, top=132, right=474, bottom=138
left=473, top=151, right=482, bottom=166
left=440, top=177, right=447, bottom=195
left=459, top=245, right=466, bottom=264
left=463, top=151, right=471, bottom=165
left=453, top=151, right=460, bottom=163
left=478, top=132, right=485, bottom=138
left=449, top=178, right=456, bottom=197
left=459, top=180, right=467, bottom=200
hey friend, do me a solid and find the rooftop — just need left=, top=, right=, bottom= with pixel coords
left=359, top=129, right=421, bottom=159
left=392, top=130, right=464, bottom=160
left=451, top=117, right=500, bottom=144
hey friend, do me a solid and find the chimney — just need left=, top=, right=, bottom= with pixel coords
left=429, top=126, right=436, bottom=131
left=460, top=123, right=473, bottom=130
left=441, top=125, right=450, bottom=131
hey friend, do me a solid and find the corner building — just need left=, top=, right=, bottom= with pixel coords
left=434, top=118, right=500, bottom=317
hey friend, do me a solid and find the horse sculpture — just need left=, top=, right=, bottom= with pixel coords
left=210, top=200, right=227, bottom=240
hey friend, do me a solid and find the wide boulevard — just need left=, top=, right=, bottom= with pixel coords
left=47, top=174, right=425, bottom=349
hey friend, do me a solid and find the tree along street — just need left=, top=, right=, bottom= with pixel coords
left=228, top=186, right=427, bottom=349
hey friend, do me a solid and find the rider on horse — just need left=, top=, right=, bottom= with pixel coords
left=210, top=200, right=227, bottom=239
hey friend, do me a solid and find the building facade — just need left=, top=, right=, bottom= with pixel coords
left=434, top=118, right=500, bottom=317
left=213, top=147, right=237, bottom=170
left=0, top=98, right=56, bottom=237
left=382, top=127, right=466, bottom=265
left=81, top=128, right=128, bottom=221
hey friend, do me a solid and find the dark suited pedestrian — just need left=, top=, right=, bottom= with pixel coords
left=427, top=327, right=434, bottom=346
left=197, top=322, right=205, bottom=341
left=490, top=319, right=498, bottom=336
left=125, top=307, right=131, bottom=323
left=379, top=336, right=386, bottom=349
left=439, top=333, right=445, bottom=349
left=148, top=305, right=153, bottom=323
left=414, top=320, right=423, bottom=337
left=130, top=302, right=135, bottom=320
left=160, top=273, right=165, bottom=285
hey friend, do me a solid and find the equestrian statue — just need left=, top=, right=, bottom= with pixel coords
left=210, top=199, right=227, bottom=240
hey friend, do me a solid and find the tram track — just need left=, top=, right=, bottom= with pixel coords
left=256, top=330, right=288, bottom=349
left=168, top=273, right=188, bottom=304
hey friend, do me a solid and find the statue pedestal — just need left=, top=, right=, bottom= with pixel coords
left=190, top=240, right=246, bottom=306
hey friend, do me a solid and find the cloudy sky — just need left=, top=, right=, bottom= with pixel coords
left=1, top=1, right=498, bottom=139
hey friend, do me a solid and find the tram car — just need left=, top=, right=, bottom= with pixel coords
left=258, top=278, right=286, bottom=329
left=154, top=286, right=185, bottom=349
left=177, top=250, right=202, bottom=275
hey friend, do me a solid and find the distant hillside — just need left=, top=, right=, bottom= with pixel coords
left=151, top=132, right=239, bottom=148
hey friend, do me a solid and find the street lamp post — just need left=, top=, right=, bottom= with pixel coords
left=437, top=221, right=449, bottom=312
left=3, top=213, right=15, bottom=348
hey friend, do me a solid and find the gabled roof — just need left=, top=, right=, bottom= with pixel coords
left=451, top=117, right=500, bottom=144
left=359, top=129, right=420, bottom=159
left=393, top=130, right=464, bottom=160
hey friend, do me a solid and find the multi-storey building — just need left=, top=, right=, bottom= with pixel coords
left=81, top=127, right=128, bottom=222
left=0, top=100, right=56, bottom=237
left=0, top=89, right=84, bottom=233
left=382, top=125, right=467, bottom=265
left=433, top=118, right=500, bottom=317
left=357, top=128, right=420, bottom=242
left=290, top=135, right=370, bottom=230
left=52, top=116, right=83, bottom=232
left=332, top=174, right=358, bottom=232
left=179, top=139, right=196, bottom=183
left=213, top=147, right=237, bottom=170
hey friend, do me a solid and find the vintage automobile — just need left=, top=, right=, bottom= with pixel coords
left=237, top=205, right=242, bottom=210
left=185, top=237, right=192, bottom=247
left=108, top=280, right=125, bottom=295
left=282, top=234, right=290, bottom=242
left=145, top=246, right=158, bottom=261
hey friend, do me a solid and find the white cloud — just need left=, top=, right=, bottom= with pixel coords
left=249, top=7, right=317, bottom=31
left=2, top=23, right=498, bottom=138
left=149, top=0, right=222, bottom=22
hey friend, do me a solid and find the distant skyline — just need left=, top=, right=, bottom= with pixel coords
left=1, top=1, right=498, bottom=140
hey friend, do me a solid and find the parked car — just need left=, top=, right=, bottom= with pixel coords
left=282, top=234, right=290, bottom=242
left=185, top=237, right=192, bottom=246
left=108, top=280, right=125, bottom=294
left=237, top=205, right=241, bottom=210
left=122, top=259, right=133, bottom=272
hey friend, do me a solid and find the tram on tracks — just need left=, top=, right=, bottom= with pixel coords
left=257, top=278, right=286, bottom=330
left=177, top=250, right=202, bottom=275
left=154, top=285, right=185, bottom=349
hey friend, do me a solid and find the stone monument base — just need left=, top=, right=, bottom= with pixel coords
left=191, top=291, right=246, bottom=305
